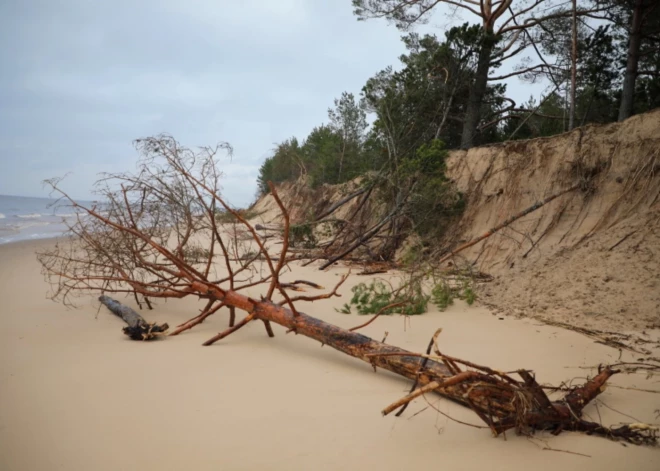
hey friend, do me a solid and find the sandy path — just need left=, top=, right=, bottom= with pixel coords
left=1, top=239, right=658, bottom=470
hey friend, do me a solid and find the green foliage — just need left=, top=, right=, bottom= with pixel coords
left=402, top=140, right=466, bottom=239
left=463, top=284, right=476, bottom=305
left=181, top=246, right=212, bottom=265
left=256, top=24, right=508, bottom=197
left=431, top=282, right=454, bottom=311
left=289, top=223, right=317, bottom=248
left=400, top=242, right=423, bottom=267
left=255, top=4, right=660, bottom=261
left=257, top=94, right=373, bottom=195
left=215, top=208, right=264, bottom=224
left=338, top=273, right=478, bottom=316
left=257, top=138, right=304, bottom=194
left=431, top=276, right=477, bottom=311
left=338, top=279, right=429, bottom=316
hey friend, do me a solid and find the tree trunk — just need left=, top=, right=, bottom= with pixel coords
left=569, top=0, right=578, bottom=130
left=187, top=281, right=654, bottom=443
left=338, top=137, right=346, bottom=182
left=99, top=295, right=169, bottom=340
left=619, top=0, right=644, bottom=121
left=461, top=32, right=496, bottom=149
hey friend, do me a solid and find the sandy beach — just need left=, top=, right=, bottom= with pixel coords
left=1, top=238, right=658, bottom=470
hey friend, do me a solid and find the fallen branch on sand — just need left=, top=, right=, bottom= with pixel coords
left=99, top=295, right=169, bottom=340
left=437, top=184, right=580, bottom=265
left=38, top=135, right=658, bottom=446
left=534, top=318, right=660, bottom=355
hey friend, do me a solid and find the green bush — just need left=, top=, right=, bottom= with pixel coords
left=289, top=223, right=317, bottom=248
left=401, top=140, right=465, bottom=240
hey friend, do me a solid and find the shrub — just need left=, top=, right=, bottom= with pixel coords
left=337, top=279, right=429, bottom=316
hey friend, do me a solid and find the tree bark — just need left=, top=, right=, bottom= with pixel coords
left=186, top=281, right=655, bottom=443
left=99, top=295, right=169, bottom=340
left=569, top=0, right=578, bottom=130
left=313, top=185, right=371, bottom=222
left=461, top=33, right=496, bottom=149
left=619, top=0, right=644, bottom=121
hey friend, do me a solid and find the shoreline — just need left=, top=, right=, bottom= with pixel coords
left=0, top=235, right=62, bottom=248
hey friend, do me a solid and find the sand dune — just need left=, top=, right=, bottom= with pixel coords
left=1, top=239, right=658, bottom=470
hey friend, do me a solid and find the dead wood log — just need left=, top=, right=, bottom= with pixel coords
left=255, top=224, right=281, bottom=232
left=319, top=205, right=400, bottom=270
left=313, top=185, right=372, bottom=222
left=99, top=295, right=169, bottom=340
left=280, top=280, right=325, bottom=291
left=189, top=281, right=657, bottom=445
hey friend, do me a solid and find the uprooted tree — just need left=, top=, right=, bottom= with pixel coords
left=37, top=135, right=657, bottom=445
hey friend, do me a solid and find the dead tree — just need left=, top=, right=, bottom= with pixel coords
left=99, top=295, right=168, bottom=340
left=38, top=135, right=658, bottom=446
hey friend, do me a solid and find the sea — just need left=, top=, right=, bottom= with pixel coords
left=0, top=194, right=88, bottom=245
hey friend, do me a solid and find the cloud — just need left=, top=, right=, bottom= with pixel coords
left=0, top=1, right=544, bottom=205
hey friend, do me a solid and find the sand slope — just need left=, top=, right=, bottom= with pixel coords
left=1, top=239, right=659, bottom=470
left=444, top=109, right=660, bottom=332
left=250, top=110, right=660, bottom=333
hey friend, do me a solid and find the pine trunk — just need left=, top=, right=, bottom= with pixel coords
left=189, top=281, right=648, bottom=440
left=619, top=0, right=644, bottom=121
left=569, top=0, right=578, bottom=130
left=461, top=33, right=495, bottom=149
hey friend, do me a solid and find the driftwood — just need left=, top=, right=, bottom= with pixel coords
left=533, top=317, right=660, bottom=355
left=280, top=280, right=325, bottom=291
left=319, top=203, right=401, bottom=270
left=313, top=184, right=372, bottom=222
left=99, top=295, right=169, bottom=340
left=105, top=290, right=657, bottom=445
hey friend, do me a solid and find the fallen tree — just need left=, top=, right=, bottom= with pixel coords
left=38, top=135, right=658, bottom=446
left=99, top=294, right=168, bottom=340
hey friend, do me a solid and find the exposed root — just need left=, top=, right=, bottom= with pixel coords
left=534, top=318, right=660, bottom=354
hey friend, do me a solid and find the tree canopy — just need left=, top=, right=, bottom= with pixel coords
left=257, top=0, right=659, bottom=198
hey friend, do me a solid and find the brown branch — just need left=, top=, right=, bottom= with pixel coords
left=170, top=302, right=226, bottom=336
left=313, top=185, right=371, bottom=221
left=202, top=313, right=257, bottom=346
left=348, top=302, right=407, bottom=332
left=437, top=184, right=579, bottom=265
left=488, top=63, right=561, bottom=81
left=283, top=273, right=349, bottom=304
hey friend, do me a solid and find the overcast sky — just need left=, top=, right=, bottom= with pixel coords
left=0, top=1, right=543, bottom=206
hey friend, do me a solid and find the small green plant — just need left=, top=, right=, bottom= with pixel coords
left=430, top=276, right=477, bottom=311
left=400, top=243, right=423, bottom=267
left=289, top=223, right=317, bottom=248
left=182, top=246, right=212, bottom=264
left=462, top=284, right=476, bottom=305
left=431, top=282, right=454, bottom=311
left=337, top=279, right=429, bottom=316
left=215, top=208, right=265, bottom=224
left=338, top=303, right=352, bottom=314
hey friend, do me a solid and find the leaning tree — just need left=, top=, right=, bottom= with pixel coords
left=38, top=135, right=657, bottom=445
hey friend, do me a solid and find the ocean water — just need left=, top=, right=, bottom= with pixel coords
left=0, top=194, right=85, bottom=245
